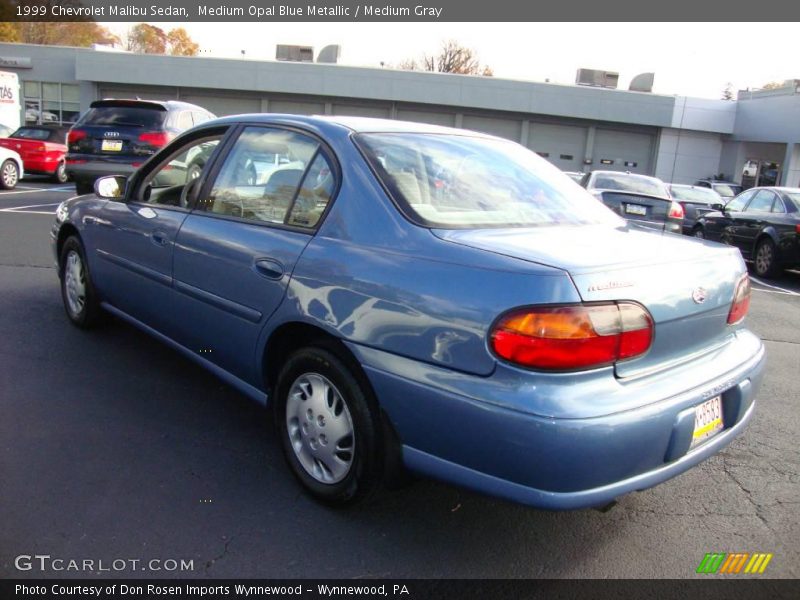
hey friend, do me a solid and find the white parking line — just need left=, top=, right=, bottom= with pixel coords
left=750, top=276, right=800, bottom=297
left=0, top=188, right=54, bottom=195
left=752, top=287, right=799, bottom=296
left=0, top=202, right=61, bottom=215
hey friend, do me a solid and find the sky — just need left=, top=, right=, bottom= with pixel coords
left=102, top=22, right=799, bottom=100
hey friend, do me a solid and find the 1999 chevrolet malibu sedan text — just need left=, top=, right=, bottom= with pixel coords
left=51, top=115, right=765, bottom=509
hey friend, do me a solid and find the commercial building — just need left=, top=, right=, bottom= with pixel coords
left=2, top=42, right=798, bottom=187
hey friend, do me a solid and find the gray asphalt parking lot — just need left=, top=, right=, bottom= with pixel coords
left=0, top=182, right=798, bottom=579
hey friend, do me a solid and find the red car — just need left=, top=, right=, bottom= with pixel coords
left=0, top=125, right=69, bottom=183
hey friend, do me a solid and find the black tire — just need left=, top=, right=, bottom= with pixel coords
left=691, top=225, right=705, bottom=239
left=753, top=238, right=781, bottom=279
left=53, top=162, right=69, bottom=184
left=75, top=180, right=94, bottom=195
left=274, top=344, right=383, bottom=506
left=0, top=159, right=19, bottom=190
left=59, top=236, right=103, bottom=328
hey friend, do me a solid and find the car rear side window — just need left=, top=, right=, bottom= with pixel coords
left=745, top=190, right=775, bottom=212
left=79, top=106, right=166, bottom=128
left=198, top=126, right=321, bottom=226
left=669, top=186, right=720, bottom=204
left=11, top=127, right=52, bottom=141
left=356, top=133, right=621, bottom=228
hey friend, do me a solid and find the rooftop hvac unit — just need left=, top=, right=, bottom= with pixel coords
left=575, top=68, right=619, bottom=89
left=629, top=72, right=655, bottom=93
left=316, top=45, right=341, bottom=64
left=276, top=45, right=314, bottom=62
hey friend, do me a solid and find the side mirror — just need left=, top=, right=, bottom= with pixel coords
left=711, top=203, right=724, bottom=212
left=94, top=175, right=128, bottom=200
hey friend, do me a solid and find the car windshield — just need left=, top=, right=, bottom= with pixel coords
left=669, top=186, right=721, bottom=204
left=592, top=173, right=668, bottom=197
left=712, top=183, right=742, bottom=198
left=11, top=128, right=54, bottom=141
left=79, top=106, right=166, bottom=128
left=356, top=133, right=622, bottom=228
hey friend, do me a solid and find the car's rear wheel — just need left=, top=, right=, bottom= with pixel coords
left=75, top=180, right=94, bottom=195
left=754, top=238, right=781, bottom=278
left=0, top=159, right=19, bottom=189
left=692, top=225, right=705, bottom=239
left=53, top=162, right=68, bottom=184
left=274, top=344, right=383, bottom=506
left=60, top=236, right=103, bottom=328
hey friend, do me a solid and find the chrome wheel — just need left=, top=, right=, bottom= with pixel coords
left=2, top=160, right=18, bottom=188
left=285, top=372, right=354, bottom=484
left=693, top=227, right=704, bottom=239
left=756, top=242, right=773, bottom=276
left=63, top=250, right=87, bottom=317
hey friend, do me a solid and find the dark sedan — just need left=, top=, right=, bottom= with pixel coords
left=582, top=170, right=684, bottom=234
left=694, top=187, right=800, bottom=278
left=668, top=184, right=723, bottom=235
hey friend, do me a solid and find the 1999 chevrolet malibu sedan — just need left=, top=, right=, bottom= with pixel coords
left=51, top=115, right=765, bottom=509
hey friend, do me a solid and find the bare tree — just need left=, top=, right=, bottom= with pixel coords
left=397, top=40, right=492, bottom=76
left=721, top=83, right=734, bottom=101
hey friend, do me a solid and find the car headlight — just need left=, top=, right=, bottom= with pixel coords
left=55, top=201, right=69, bottom=223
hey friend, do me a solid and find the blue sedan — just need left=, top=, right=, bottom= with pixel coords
left=51, top=115, right=765, bottom=509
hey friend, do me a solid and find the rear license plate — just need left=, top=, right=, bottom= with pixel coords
left=625, top=203, right=647, bottom=216
left=691, top=396, right=724, bottom=448
left=101, top=140, right=123, bottom=152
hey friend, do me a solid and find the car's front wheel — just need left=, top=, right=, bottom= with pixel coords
left=754, top=238, right=781, bottom=278
left=274, top=344, right=383, bottom=506
left=692, top=225, right=705, bottom=239
left=0, top=159, right=19, bottom=189
left=59, top=236, right=103, bottom=328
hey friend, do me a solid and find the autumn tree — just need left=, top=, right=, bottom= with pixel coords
left=761, top=81, right=784, bottom=90
left=126, top=24, right=199, bottom=56
left=397, top=40, right=492, bottom=76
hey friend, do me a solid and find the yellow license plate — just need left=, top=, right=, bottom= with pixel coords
left=101, top=140, right=123, bottom=152
left=691, top=395, right=724, bottom=448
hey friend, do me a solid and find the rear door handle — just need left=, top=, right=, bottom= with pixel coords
left=151, top=230, right=170, bottom=247
left=254, top=258, right=284, bottom=280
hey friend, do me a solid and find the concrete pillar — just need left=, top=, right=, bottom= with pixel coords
left=584, top=125, right=596, bottom=167
left=454, top=113, right=463, bottom=128
left=324, top=102, right=333, bottom=115
left=520, top=120, right=530, bottom=146
left=781, top=143, right=800, bottom=187
left=260, top=98, right=270, bottom=113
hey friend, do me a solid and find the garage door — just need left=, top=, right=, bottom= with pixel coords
left=269, top=99, right=325, bottom=115
left=98, top=85, right=177, bottom=102
left=396, top=108, right=456, bottom=127
left=180, top=95, right=259, bottom=117
left=461, top=115, right=521, bottom=142
left=527, top=122, right=587, bottom=173
left=592, top=128, right=655, bottom=175
left=332, top=103, right=391, bottom=118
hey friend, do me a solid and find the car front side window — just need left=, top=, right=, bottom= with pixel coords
left=725, top=190, right=754, bottom=212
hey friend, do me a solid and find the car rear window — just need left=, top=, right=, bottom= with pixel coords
left=356, top=133, right=622, bottom=228
left=669, top=186, right=721, bottom=204
left=78, top=106, right=166, bottom=128
left=711, top=183, right=742, bottom=197
left=11, top=128, right=54, bottom=141
left=592, top=173, right=668, bottom=197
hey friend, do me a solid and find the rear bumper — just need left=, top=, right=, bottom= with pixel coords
left=22, top=157, right=61, bottom=175
left=65, top=156, right=136, bottom=182
left=349, top=330, right=766, bottom=510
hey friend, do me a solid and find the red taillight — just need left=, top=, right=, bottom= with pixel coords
left=795, top=223, right=800, bottom=234
left=727, top=274, right=751, bottom=325
left=490, top=302, right=654, bottom=370
left=67, top=129, right=87, bottom=144
left=138, top=131, right=171, bottom=147
left=668, top=201, right=685, bottom=219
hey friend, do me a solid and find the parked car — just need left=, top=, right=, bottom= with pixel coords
left=668, top=184, right=723, bottom=235
left=563, top=170, right=585, bottom=183
left=0, top=145, right=24, bottom=189
left=695, top=179, right=743, bottom=201
left=582, top=170, right=684, bottom=234
left=51, top=115, right=764, bottom=509
left=694, top=186, right=800, bottom=278
left=65, top=99, right=215, bottom=195
left=0, top=125, right=69, bottom=183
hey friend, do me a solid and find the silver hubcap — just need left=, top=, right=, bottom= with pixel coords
left=2, top=162, right=17, bottom=187
left=64, top=250, right=87, bottom=316
left=693, top=229, right=704, bottom=238
left=286, top=372, right=354, bottom=484
left=756, top=243, right=772, bottom=274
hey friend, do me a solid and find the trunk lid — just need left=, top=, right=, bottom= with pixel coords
left=433, top=224, right=744, bottom=378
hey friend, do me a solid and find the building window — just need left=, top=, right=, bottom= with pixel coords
left=23, top=81, right=81, bottom=125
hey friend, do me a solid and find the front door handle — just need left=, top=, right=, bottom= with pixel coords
left=254, top=258, right=284, bottom=280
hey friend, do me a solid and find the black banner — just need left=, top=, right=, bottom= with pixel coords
left=2, top=580, right=799, bottom=600
left=3, top=0, right=800, bottom=22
